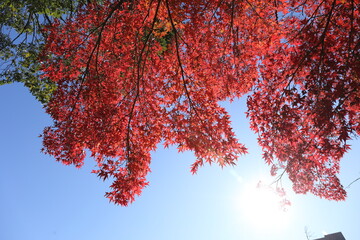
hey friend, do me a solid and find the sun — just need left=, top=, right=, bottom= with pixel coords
left=236, top=181, right=292, bottom=232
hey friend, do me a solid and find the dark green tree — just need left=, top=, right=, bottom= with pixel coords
left=0, top=0, right=87, bottom=103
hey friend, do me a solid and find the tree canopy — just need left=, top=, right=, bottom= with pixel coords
left=0, top=0, right=89, bottom=103
left=5, top=0, right=359, bottom=205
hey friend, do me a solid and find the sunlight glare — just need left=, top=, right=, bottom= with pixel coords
left=236, top=182, right=292, bottom=232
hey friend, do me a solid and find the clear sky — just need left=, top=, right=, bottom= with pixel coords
left=1, top=83, right=359, bottom=240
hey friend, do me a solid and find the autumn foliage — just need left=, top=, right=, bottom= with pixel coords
left=41, top=0, right=360, bottom=205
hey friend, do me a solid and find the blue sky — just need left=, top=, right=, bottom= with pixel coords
left=1, top=83, right=359, bottom=240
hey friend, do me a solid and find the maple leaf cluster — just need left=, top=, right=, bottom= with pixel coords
left=41, top=0, right=360, bottom=205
